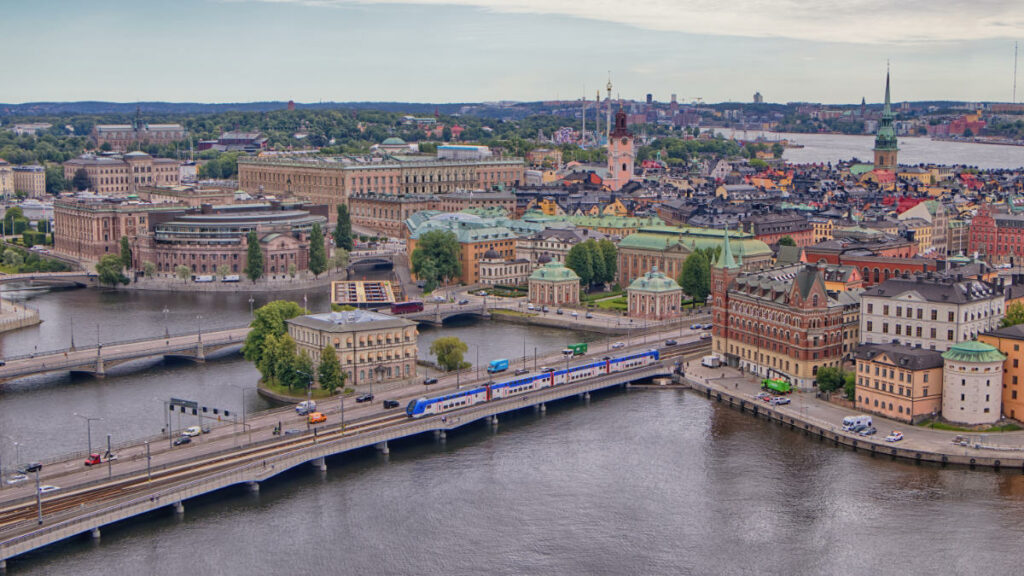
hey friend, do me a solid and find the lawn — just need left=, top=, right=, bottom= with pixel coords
left=916, top=419, right=1022, bottom=433
left=595, top=296, right=628, bottom=311
left=261, top=380, right=338, bottom=400
left=580, top=288, right=624, bottom=303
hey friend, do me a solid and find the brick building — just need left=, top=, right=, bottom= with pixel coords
left=740, top=213, right=814, bottom=247
left=968, top=206, right=1024, bottom=265
left=53, top=196, right=185, bottom=262
left=617, top=225, right=772, bottom=287
left=64, top=153, right=180, bottom=196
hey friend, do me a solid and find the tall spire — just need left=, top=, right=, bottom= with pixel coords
left=720, top=225, right=738, bottom=269
left=883, top=61, right=892, bottom=116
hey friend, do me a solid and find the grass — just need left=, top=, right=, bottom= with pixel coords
left=490, top=309, right=537, bottom=318
left=917, top=419, right=1022, bottom=433
left=261, top=380, right=336, bottom=400
left=595, top=296, right=628, bottom=311
left=580, top=288, right=624, bottom=303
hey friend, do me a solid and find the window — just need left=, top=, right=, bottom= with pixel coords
left=883, top=305, right=889, bottom=315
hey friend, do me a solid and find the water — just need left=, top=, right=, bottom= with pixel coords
left=10, top=389, right=1024, bottom=575
left=721, top=130, right=1024, bottom=170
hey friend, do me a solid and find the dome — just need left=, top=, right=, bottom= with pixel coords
left=628, top=266, right=681, bottom=293
left=381, top=137, right=406, bottom=145
left=483, top=249, right=500, bottom=259
left=941, top=341, right=1006, bottom=364
left=529, top=261, right=580, bottom=282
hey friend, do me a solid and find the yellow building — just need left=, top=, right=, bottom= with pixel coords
left=0, top=160, right=12, bottom=197
left=854, top=344, right=944, bottom=424
left=979, top=325, right=1024, bottom=421
left=809, top=218, right=834, bottom=243
left=602, top=199, right=628, bottom=217
left=537, top=197, right=564, bottom=216
left=900, top=218, right=932, bottom=255
left=12, top=165, right=46, bottom=197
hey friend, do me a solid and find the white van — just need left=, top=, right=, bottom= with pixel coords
left=701, top=355, right=722, bottom=368
left=296, top=400, right=317, bottom=415
left=193, top=275, right=214, bottom=283
left=842, top=415, right=872, bottom=430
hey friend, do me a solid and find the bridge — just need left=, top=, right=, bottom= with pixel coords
left=0, top=344, right=689, bottom=568
left=0, top=272, right=97, bottom=289
left=400, top=300, right=490, bottom=326
left=0, top=325, right=250, bottom=385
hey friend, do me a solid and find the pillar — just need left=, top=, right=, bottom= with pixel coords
left=95, top=357, right=105, bottom=377
left=173, top=501, right=184, bottom=514
left=91, top=527, right=101, bottom=540
left=376, top=441, right=390, bottom=455
left=312, top=457, right=326, bottom=471
left=247, top=481, right=260, bottom=493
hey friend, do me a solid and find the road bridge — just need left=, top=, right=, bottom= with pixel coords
left=0, top=325, right=250, bottom=385
left=0, top=272, right=97, bottom=289
left=0, top=355, right=677, bottom=567
left=398, top=301, right=490, bottom=326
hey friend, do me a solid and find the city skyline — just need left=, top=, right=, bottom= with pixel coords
left=0, top=0, right=1020, bottom=105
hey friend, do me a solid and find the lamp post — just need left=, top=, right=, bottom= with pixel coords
left=162, top=306, right=170, bottom=339
left=197, top=314, right=203, bottom=345
left=70, top=315, right=75, bottom=350
left=145, top=441, right=151, bottom=481
left=73, top=413, right=103, bottom=456
left=96, top=323, right=101, bottom=357
left=248, top=297, right=255, bottom=320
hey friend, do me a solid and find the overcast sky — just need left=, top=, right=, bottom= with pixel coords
left=1, top=0, right=1020, bottom=104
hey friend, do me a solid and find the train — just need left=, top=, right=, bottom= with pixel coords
left=405, top=348, right=661, bottom=418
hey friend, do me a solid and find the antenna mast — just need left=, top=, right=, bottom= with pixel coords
left=1014, top=41, right=1019, bottom=103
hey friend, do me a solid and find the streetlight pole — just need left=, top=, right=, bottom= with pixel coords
left=74, top=413, right=102, bottom=456
left=96, top=323, right=101, bottom=357
left=70, top=315, right=75, bottom=350
left=34, top=467, right=42, bottom=525
left=197, top=314, right=203, bottom=344
left=145, top=441, right=151, bottom=481
left=163, top=306, right=170, bottom=339
left=248, top=297, right=255, bottom=320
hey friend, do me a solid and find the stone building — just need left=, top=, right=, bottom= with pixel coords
left=63, top=152, right=180, bottom=196
left=872, top=70, right=899, bottom=172
left=941, top=341, right=1005, bottom=426
left=478, top=249, right=530, bottom=287
left=349, top=190, right=515, bottom=239
left=516, top=228, right=606, bottom=267
left=528, top=261, right=580, bottom=307
left=406, top=212, right=530, bottom=285
left=286, top=310, right=418, bottom=393
left=627, top=267, right=682, bottom=320
left=53, top=196, right=185, bottom=262
left=854, top=343, right=944, bottom=424
left=92, top=123, right=187, bottom=153
left=978, top=324, right=1024, bottom=421
left=12, top=165, right=45, bottom=197
left=0, top=160, right=12, bottom=197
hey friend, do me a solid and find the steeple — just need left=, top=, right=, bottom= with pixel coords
left=719, top=225, right=739, bottom=269
left=883, top=64, right=892, bottom=116
left=873, top=64, right=898, bottom=172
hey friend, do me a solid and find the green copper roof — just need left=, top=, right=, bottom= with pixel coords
left=719, top=226, right=738, bottom=270
left=627, top=267, right=681, bottom=293
left=941, top=341, right=1006, bottom=364
left=520, top=212, right=664, bottom=229
left=618, top=226, right=771, bottom=263
left=874, top=70, right=898, bottom=151
left=529, top=261, right=580, bottom=282
left=381, top=137, right=406, bottom=145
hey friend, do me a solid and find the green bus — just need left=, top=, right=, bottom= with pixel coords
left=563, top=342, right=588, bottom=357
left=761, top=378, right=792, bottom=394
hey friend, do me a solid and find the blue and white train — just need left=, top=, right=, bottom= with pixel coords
left=405, top=349, right=660, bottom=418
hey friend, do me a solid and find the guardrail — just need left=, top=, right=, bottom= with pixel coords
left=0, top=324, right=251, bottom=362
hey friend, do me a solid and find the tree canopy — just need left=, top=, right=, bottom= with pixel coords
left=1003, top=301, right=1024, bottom=328
left=245, top=230, right=264, bottom=282
left=71, top=168, right=91, bottom=191
left=679, top=251, right=710, bottom=303
left=566, top=239, right=616, bottom=287
left=778, top=236, right=796, bottom=247
left=120, top=236, right=132, bottom=270
left=96, top=254, right=129, bottom=286
left=318, top=345, right=345, bottom=394
left=241, top=300, right=307, bottom=370
left=334, top=205, right=353, bottom=250
left=430, top=336, right=470, bottom=372
left=411, top=230, right=461, bottom=291
left=308, top=223, right=326, bottom=276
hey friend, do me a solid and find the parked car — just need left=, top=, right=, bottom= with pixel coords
left=859, top=426, right=878, bottom=437
left=84, top=452, right=118, bottom=466
left=173, top=436, right=191, bottom=446
left=611, top=342, right=625, bottom=349
left=284, top=429, right=302, bottom=436
left=514, top=368, right=530, bottom=375
left=755, top=392, right=771, bottom=401
left=38, top=485, right=60, bottom=494
left=182, top=426, right=202, bottom=437
left=702, top=323, right=713, bottom=330
left=850, top=424, right=868, bottom=434
left=556, top=308, right=563, bottom=315
left=690, top=323, right=702, bottom=330
left=885, top=431, right=904, bottom=442
left=527, top=303, right=535, bottom=310
left=458, top=299, right=470, bottom=305
left=585, top=312, right=593, bottom=319
left=665, top=339, right=678, bottom=346
left=571, top=311, right=579, bottom=318
left=477, top=291, right=488, bottom=296
left=5, top=474, right=27, bottom=485
left=356, top=393, right=375, bottom=403
left=542, top=306, right=550, bottom=313
left=771, top=397, right=791, bottom=405
left=539, top=367, right=554, bottom=373
left=16, top=463, right=41, bottom=475
left=423, top=377, right=438, bottom=385
left=308, top=412, right=327, bottom=424
left=0, top=360, right=6, bottom=367
left=383, top=399, right=400, bottom=409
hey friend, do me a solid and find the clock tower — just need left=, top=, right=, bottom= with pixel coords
left=607, top=108, right=634, bottom=192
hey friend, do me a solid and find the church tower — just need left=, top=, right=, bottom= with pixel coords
left=710, top=226, right=742, bottom=365
left=606, top=108, right=634, bottom=191
left=873, top=68, right=899, bottom=172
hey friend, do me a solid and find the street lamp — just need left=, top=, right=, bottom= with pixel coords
left=163, top=306, right=170, bottom=339
left=70, top=315, right=75, bottom=350
left=248, top=297, right=255, bottom=320
left=296, top=370, right=314, bottom=430
left=73, top=413, right=103, bottom=456
left=197, top=314, right=203, bottom=344
left=96, top=323, right=101, bottom=357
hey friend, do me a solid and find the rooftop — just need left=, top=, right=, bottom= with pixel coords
left=941, top=341, right=1007, bottom=364
left=287, top=310, right=415, bottom=332
left=854, top=343, right=944, bottom=370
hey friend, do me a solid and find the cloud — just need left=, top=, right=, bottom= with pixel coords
left=236, top=0, right=1024, bottom=44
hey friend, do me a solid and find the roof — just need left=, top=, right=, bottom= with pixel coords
left=862, top=277, right=1001, bottom=304
left=529, top=261, right=580, bottom=282
left=628, top=267, right=681, bottom=293
left=854, top=343, right=944, bottom=370
left=286, top=310, right=415, bottom=332
left=941, top=341, right=1006, bottom=364
left=983, top=323, right=1024, bottom=341
left=381, top=137, right=406, bottom=145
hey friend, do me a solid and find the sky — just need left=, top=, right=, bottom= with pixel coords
left=0, top=0, right=1021, bottom=104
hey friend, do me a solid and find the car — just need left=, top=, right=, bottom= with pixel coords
left=477, top=290, right=488, bottom=296
left=542, top=306, right=550, bottom=313
left=755, top=392, right=771, bottom=400
left=173, top=436, right=191, bottom=446
left=431, top=295, right=445, bottom=303
left=760, top=395, right=773, bottom=403
left=416, top=281, right=425, bottom=289
left=602, top=356, right=612, bottom=361
left=182, top=426, right=202, bottom=437
left=383, top=399, right=400, bottom=409
left=665, top=339, right=678, bottom=346
left=611, top=341, right=625, bottom=349
left=539, top=367, right=554, bottom=373
left=570, top=311, right=579, bottom=318
left=885, top=431, right=904, bottom=442
left=423, top=377, right=438, bottom=385
left=585, top=312, right=593, bottom=319
left=38, top=485, right=60, bottom=495
left=0, top=360, right=5, bottom=367
left=527, top=303, right=535, bottom=310
left=699, top=332, right=711, bottom=340
left=690, top=323, right=702, bottom=330
left=556, top=308, right=563, bottom=315
left=16, top=463, right=41, bottom=475
left=84, top=452, right=118, bottom=466
left=458, top=299, right=470, bottom=305
left=356, top=393, right=375, bottom=403
left=771, top=397, right=791, bottom=406
left=859, top=426, right=878, bottom=437
left=308, top=412, right=327, bottom=424
left=514, top=368, right=530, bottom=375
left=284, top=428, right=302, bottom=436
left=702, top=323, right=713, bottom=330
left=849, top=424, right=867, bottom=434
left=5, top=474, right=27, bottom=485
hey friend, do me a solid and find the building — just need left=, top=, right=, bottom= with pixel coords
left=437, top=145, right=491, bottom=161
left=617, top=225, right=772, bottom=287
left=627, top=267, right=682, bottom=320
left=711, top=233, right=851, bottom=388
left=136, top=185, right=237, bottom=208
left=803, top=233, right=932, bottom=287
left=528, top=261, right=580, bottom=307
left=330, top=281, right=398, bottom=307
left=941, top=341, right=1006, bottom=426
left=873, top=71, right=899, bottom=172
left=0, top=160, right=12, bottom=198
left=978, top=324, right=1024, bottom=421
left=53, top=196, right=184, bottom=261
left=525, top=148, right=563, bottom=167
left=740, top=213, right=814, bottom=247
left=10, top=123, right=52, bottom=136
left=63, top=153, right=180, bottom=196
left=196, top=131, right=268, bottom=153
left=237, top=154, right=524, bottom=220
left=92, top=122, right=186, bottom=152
left=967, top=206, right=1024, bottom=265
left=898, top=200, right=948, bottom=256
left=478, top=250, right=531, bottom=286
left=12, top=165, right=46, bottom=197
left=859, top=275, right=1005, bottom=351
left=406, top=212, right=521, bottom=285
left=854, top=343, right=944, bottom=424
left=517, top=228, right=606, bottom=267
left=606, top=109, right=634, bottom=192
left=286, top=310, right=418, bottom=393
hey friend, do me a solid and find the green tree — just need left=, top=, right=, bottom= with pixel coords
left=3, top=207, right=24, bottom=233
left=120, top=236, right=132, bottom=270
left=45, top=166, right=66, bottom=195
left=430, top=336, right=470, bottom=372
left=778, top=236, right=796, bottom=247
left=844, top=372, right=857, bottom=402
left=597, top=239, right=617, bottom=285
left=565, top=242, right=594, bottom=286
left=1003, top=301, right=1024, bottom=327
left=678, top=251, right=710, bottom=303
left=318, top=345, right=345, bottom=394
left=442, top=126, right=453, bottom=142
left=815, top=366, right=843, bottom=392
left=244, top=230, right=264, bottom=282
left=331, top=248, right=349, bottom=271
left=143, top=261, right=157, bottom=277
left=241, top=300, right=307, bottom=370
left=308, top=223, right=327, bottom=276
left=771, top=142, right=785, bottom=158
left=288, top=263, right=297, bottom=278
left=36, top=219, right=51, bottom=234
left=99, top=142, right=113, bottom=152
left=285, top=349, right=313, bottom=391
left=71, top=168, right=92, bottom=191
left=2, top=249, right=23, bottom=269
left=176, top=265, right=191, bottom=282
left=749, top=158, right=769, bottom=170
left=334, top=205, right=353, bottom=250
left=411, top=230, right=461, bottom=291
left=217, top=264, right=230, bottom=278
left=96, top=254, right=129, bottom=286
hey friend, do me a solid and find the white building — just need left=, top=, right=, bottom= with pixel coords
left=941, top=341, right=1005, bottom=426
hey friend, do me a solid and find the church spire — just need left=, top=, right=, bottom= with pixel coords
left=883, top=62, right=892, bottom=117
left=719, top=225, right=738, bottom=269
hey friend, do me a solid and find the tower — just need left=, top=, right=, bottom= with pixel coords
left=607, top=107, right=634, bottom=192
left=605, top=73, right=613, bottom=149
left=873, top=67, right=899, bottom=172
left=710, top=226, right=742, bottom=364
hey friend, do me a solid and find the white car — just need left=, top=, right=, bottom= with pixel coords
left=611, top=342, right=626, bottom=349
left=527, top=303, right=535, bottom=310
left=5, top=474, right=27, bottom=485
left=885, top=431, right=904, bottom=442
left=182, top=426, right=203, bottom=437
left=38, top=485, right=60, bottom=494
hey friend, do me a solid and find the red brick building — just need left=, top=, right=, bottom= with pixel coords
left=968, top=206, right=1024, bottom=266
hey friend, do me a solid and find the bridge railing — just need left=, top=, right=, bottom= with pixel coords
left=0, top=324, right=251, bottom=362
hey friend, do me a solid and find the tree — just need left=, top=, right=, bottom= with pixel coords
left=585, top=240, right=606, bottom=286
left=565, top=242, right=594, bottom=286
left=749, top=158, right=769, bottom=170
left=96, top=254, right=129, bottom=286
left=598, top=239, right=617, bottom=285
left=285, top=349, right=314, bottom=391
left=678, top=251, right=710, bottom=303
left=241, top=300, right=307, bottom=370
left=843, top=372, right=857, bottom=402
left=815, top=366, right=844, bottom=392
left=72, top=168, right=92, bottom=191
left=143, top=261, right=157, bottom=277
left=120, top=236, right=132, bottom=270
left=1003, top=301, right=1024, bottom=328
left=308, top=223, right=326, bottom=276
left=430, top=336, right=470, bottom=372
left=36, top=219, right=51, bottom=234
left=45, top=166, right=66, bottom=195
left=334, top=205, right=353, bottom=250
left=217, top=264, right=230, bottom=278
left=2, top=249, right=23, bottom=269
left=963, top=128, right=974, bottom=138
left=442, top=126, right=452, bottom=142
left=411, top=230, right=460, bottom=291
left=331, top=248, right=349, bottom=271
left=99, top=142, right=113, bottom=152
left=778, top=236, right=796, bottom=247
left=318, top=345, right=345, bottom=394
left=288, top=263, right=297, bottom=278
left=244, top=230, right=264, bottom=282
left=3, top=207, right=24, bottom=233
left=175, top=265, right=191, bottom=282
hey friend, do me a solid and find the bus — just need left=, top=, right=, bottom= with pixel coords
left=761, top=378, right=792, bottom=394
left=562, top=343, right=588, bottom=357
left=390, top=301, right=424, bottom=314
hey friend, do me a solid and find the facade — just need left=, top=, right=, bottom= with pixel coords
left=237, top=155, right=524, bottom=220
left=478, top=250, right=531, bottom=286
left=53, top=196, right=184, bottom=261
left=516, top=228, right=606, bottom=267
left=606, top=109, right=634, bottom=192
left=741, top=213, right=814, bottom=247
left=859, top=275, right=1004, bottom=351
left=898, top=200, right=948, bottom=256
left=406, top=212, right=521, bottom=285
left=978, top=324, right=1024, bottom=421
left=941, top=341, right=1005, bottom=426
left=617, top=225, right=772, bottom=287
left=528, top=261, right=580, bottom=307
left=286, top=310, right=418, bottom=392
left=967, top=206, right=1024, bottom=265
left=872, top=71, right=899, bottom=172
left=92, top=123, right=186, bottom=152
left=627, top=267, right=683, bottom=320
left=349, top=190, right=515, bottom=239
left=12, top=165, right=45, bottom=197
left=809, top=218, right=835, bottom=243
left=854, top=344, right=944, bottom=424
left=0, top=160, right=12, bottom=197
left=64, top=153, right=181, bottom=196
